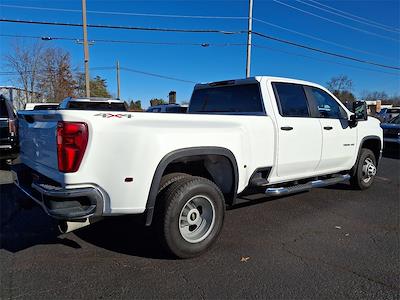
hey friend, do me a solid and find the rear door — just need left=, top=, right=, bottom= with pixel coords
left=272, top=82, right=322, bottom=178
left=306, top=87, right=357, bottom=172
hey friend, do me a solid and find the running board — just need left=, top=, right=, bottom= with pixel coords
left=265, top=174, right=351, bottom=196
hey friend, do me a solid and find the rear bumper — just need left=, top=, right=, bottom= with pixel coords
left=12, top=164, right=104, bottom=220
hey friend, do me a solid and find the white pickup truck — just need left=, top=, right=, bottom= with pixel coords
left=13, top=76, right=382, bottom=258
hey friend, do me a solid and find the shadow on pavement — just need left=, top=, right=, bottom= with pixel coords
left=1, top=183, right=81, bottom=253
left=0, top=181, right=171, bottom=259
left=75, top=216, right=173, bottom=259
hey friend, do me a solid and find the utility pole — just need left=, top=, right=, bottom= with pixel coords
left=81, top=0, right=90, bottom=97
left=116, top=61, right=121, bottom=99
left=246, top=0, right=254, bottom=78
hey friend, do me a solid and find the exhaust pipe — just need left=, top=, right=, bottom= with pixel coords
left=58, top=218, right=101, bottom=234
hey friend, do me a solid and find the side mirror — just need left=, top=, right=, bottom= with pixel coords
left=348, top=114, right=358, bottom=128
left=352, top=101, right=368, bottom=121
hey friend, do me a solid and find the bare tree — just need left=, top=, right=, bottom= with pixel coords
left=327, top=75, right=354, bottom=92
left=360, top=90, right=389, bottom=101
left=4, top=41, right=44, bottom=103
left=37, top=48, right=76, bottom=102
left=326, top=75, right=356, bottom=105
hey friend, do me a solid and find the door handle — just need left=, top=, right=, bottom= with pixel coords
left=323, top=126, right=333, bottom=130
left=281, top=126, right=293, bottom=131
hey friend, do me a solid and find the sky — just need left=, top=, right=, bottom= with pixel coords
left=0, top=0, right=399, bottom=108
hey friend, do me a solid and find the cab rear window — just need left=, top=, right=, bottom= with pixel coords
left=189, top=83, right=264, bottom=115
left=67, top=102, right=127, bottom=111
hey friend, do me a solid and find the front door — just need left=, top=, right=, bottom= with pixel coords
left=307, top=87, right=357, bottom=172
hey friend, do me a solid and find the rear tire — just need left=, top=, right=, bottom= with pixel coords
left=157, top=176, right=225, bottom=258
left=350, top=148, right=377, bottom=190
left=158, top=172, right=191, bottom=194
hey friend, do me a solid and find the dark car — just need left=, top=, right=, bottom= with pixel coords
left=0, top=95, right=18, bottom=162
left=378, top=107, right=400, bottom=123
left=381, top=114, right=400, bottom=152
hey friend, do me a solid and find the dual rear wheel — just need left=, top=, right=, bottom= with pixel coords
left=155, top=173, right=225, bottom=258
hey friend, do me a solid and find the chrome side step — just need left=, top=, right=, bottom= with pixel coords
left=265, top=174, right=350, bottom=196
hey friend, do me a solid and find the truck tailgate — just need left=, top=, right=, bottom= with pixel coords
left=19, top=112, right=60, bottom=171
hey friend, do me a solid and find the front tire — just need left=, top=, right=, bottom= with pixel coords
left=158, top=176, right=225, bottom=258
left=350, top=148, right=377, bottom=190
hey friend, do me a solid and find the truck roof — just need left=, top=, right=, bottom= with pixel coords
left=196, top=76, right=327, bottom=91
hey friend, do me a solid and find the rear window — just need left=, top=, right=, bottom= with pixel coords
left=189, top=83, right=264, bottom=114
left=273, top=83, right=310, bottom=117
left=33, top=104, right=59, bottom=110
left=67, top=101, right=127, bottom=111
left=0, top=100, right=9, bottom=118
left=166, top=106, right=187, bottom=113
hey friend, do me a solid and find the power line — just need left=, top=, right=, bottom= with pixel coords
left=252, top=31, right=400, bottom=71
left=0, top=4, right=247, bottom=20
left=0, top=19, right=243, bottom=34
left=0, top=66, right=197, bottom=84
left=307, top=0, right=400, bottom=33
left=121, top=67, right=196, bottom=84
left=271, top=0, right=399, bottom=42
left=2, top=18, right=399, bottom=71
left=253, top=17, right=395, bottom=61
left=252, top=44, right=400, bottom=76
left=294, top=0, right=399, bottom=34
left=0, top=67, right=115, bottom=75
left=0, top=34, right=246, bottom=47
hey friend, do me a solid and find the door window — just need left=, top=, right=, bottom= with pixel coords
left=273, top=83, right=310, bottom=117
left=310, top=88, right=347, bottom=119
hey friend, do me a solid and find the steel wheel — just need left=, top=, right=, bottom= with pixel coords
left=179, top=195, right=216, bottom=244
left=362, top=157, right=377, bottom=183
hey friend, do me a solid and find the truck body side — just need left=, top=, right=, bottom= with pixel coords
left=16, top=76, right=382, bottom=219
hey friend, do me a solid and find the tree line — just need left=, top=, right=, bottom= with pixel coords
left=4, top=41, right=112, bottom=103
left=326, top=74, right=400, bottom=106
left=4, top=42, right=399, bottom=110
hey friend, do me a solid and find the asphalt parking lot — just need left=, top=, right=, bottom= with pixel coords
left=1, top=155, right=399, bottom=299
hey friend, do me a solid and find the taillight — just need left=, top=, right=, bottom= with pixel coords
left=56, top=122, right=88, bottom=173
left=8, top=119, right=17, bottom=136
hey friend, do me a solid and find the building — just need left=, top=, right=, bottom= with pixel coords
left=364, top=99, right=393, bottom=115
left=0, top=86, right=43, bottom=110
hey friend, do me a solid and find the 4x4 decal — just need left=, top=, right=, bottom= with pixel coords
left=94, top=113, right=132, bottom=118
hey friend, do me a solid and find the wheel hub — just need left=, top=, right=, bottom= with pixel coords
left=179, top=195, right=216, bottom=244
left=187, top=209, right=200, bottom=225
left=362, top=157, right=376, bottom=183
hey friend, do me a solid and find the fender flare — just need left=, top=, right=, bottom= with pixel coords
left=145, top=146, right=239, bottom=225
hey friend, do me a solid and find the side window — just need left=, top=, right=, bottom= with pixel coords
left=273, top=83, right=310, bottom=117
left=311, top=88, right=347, bottom=119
